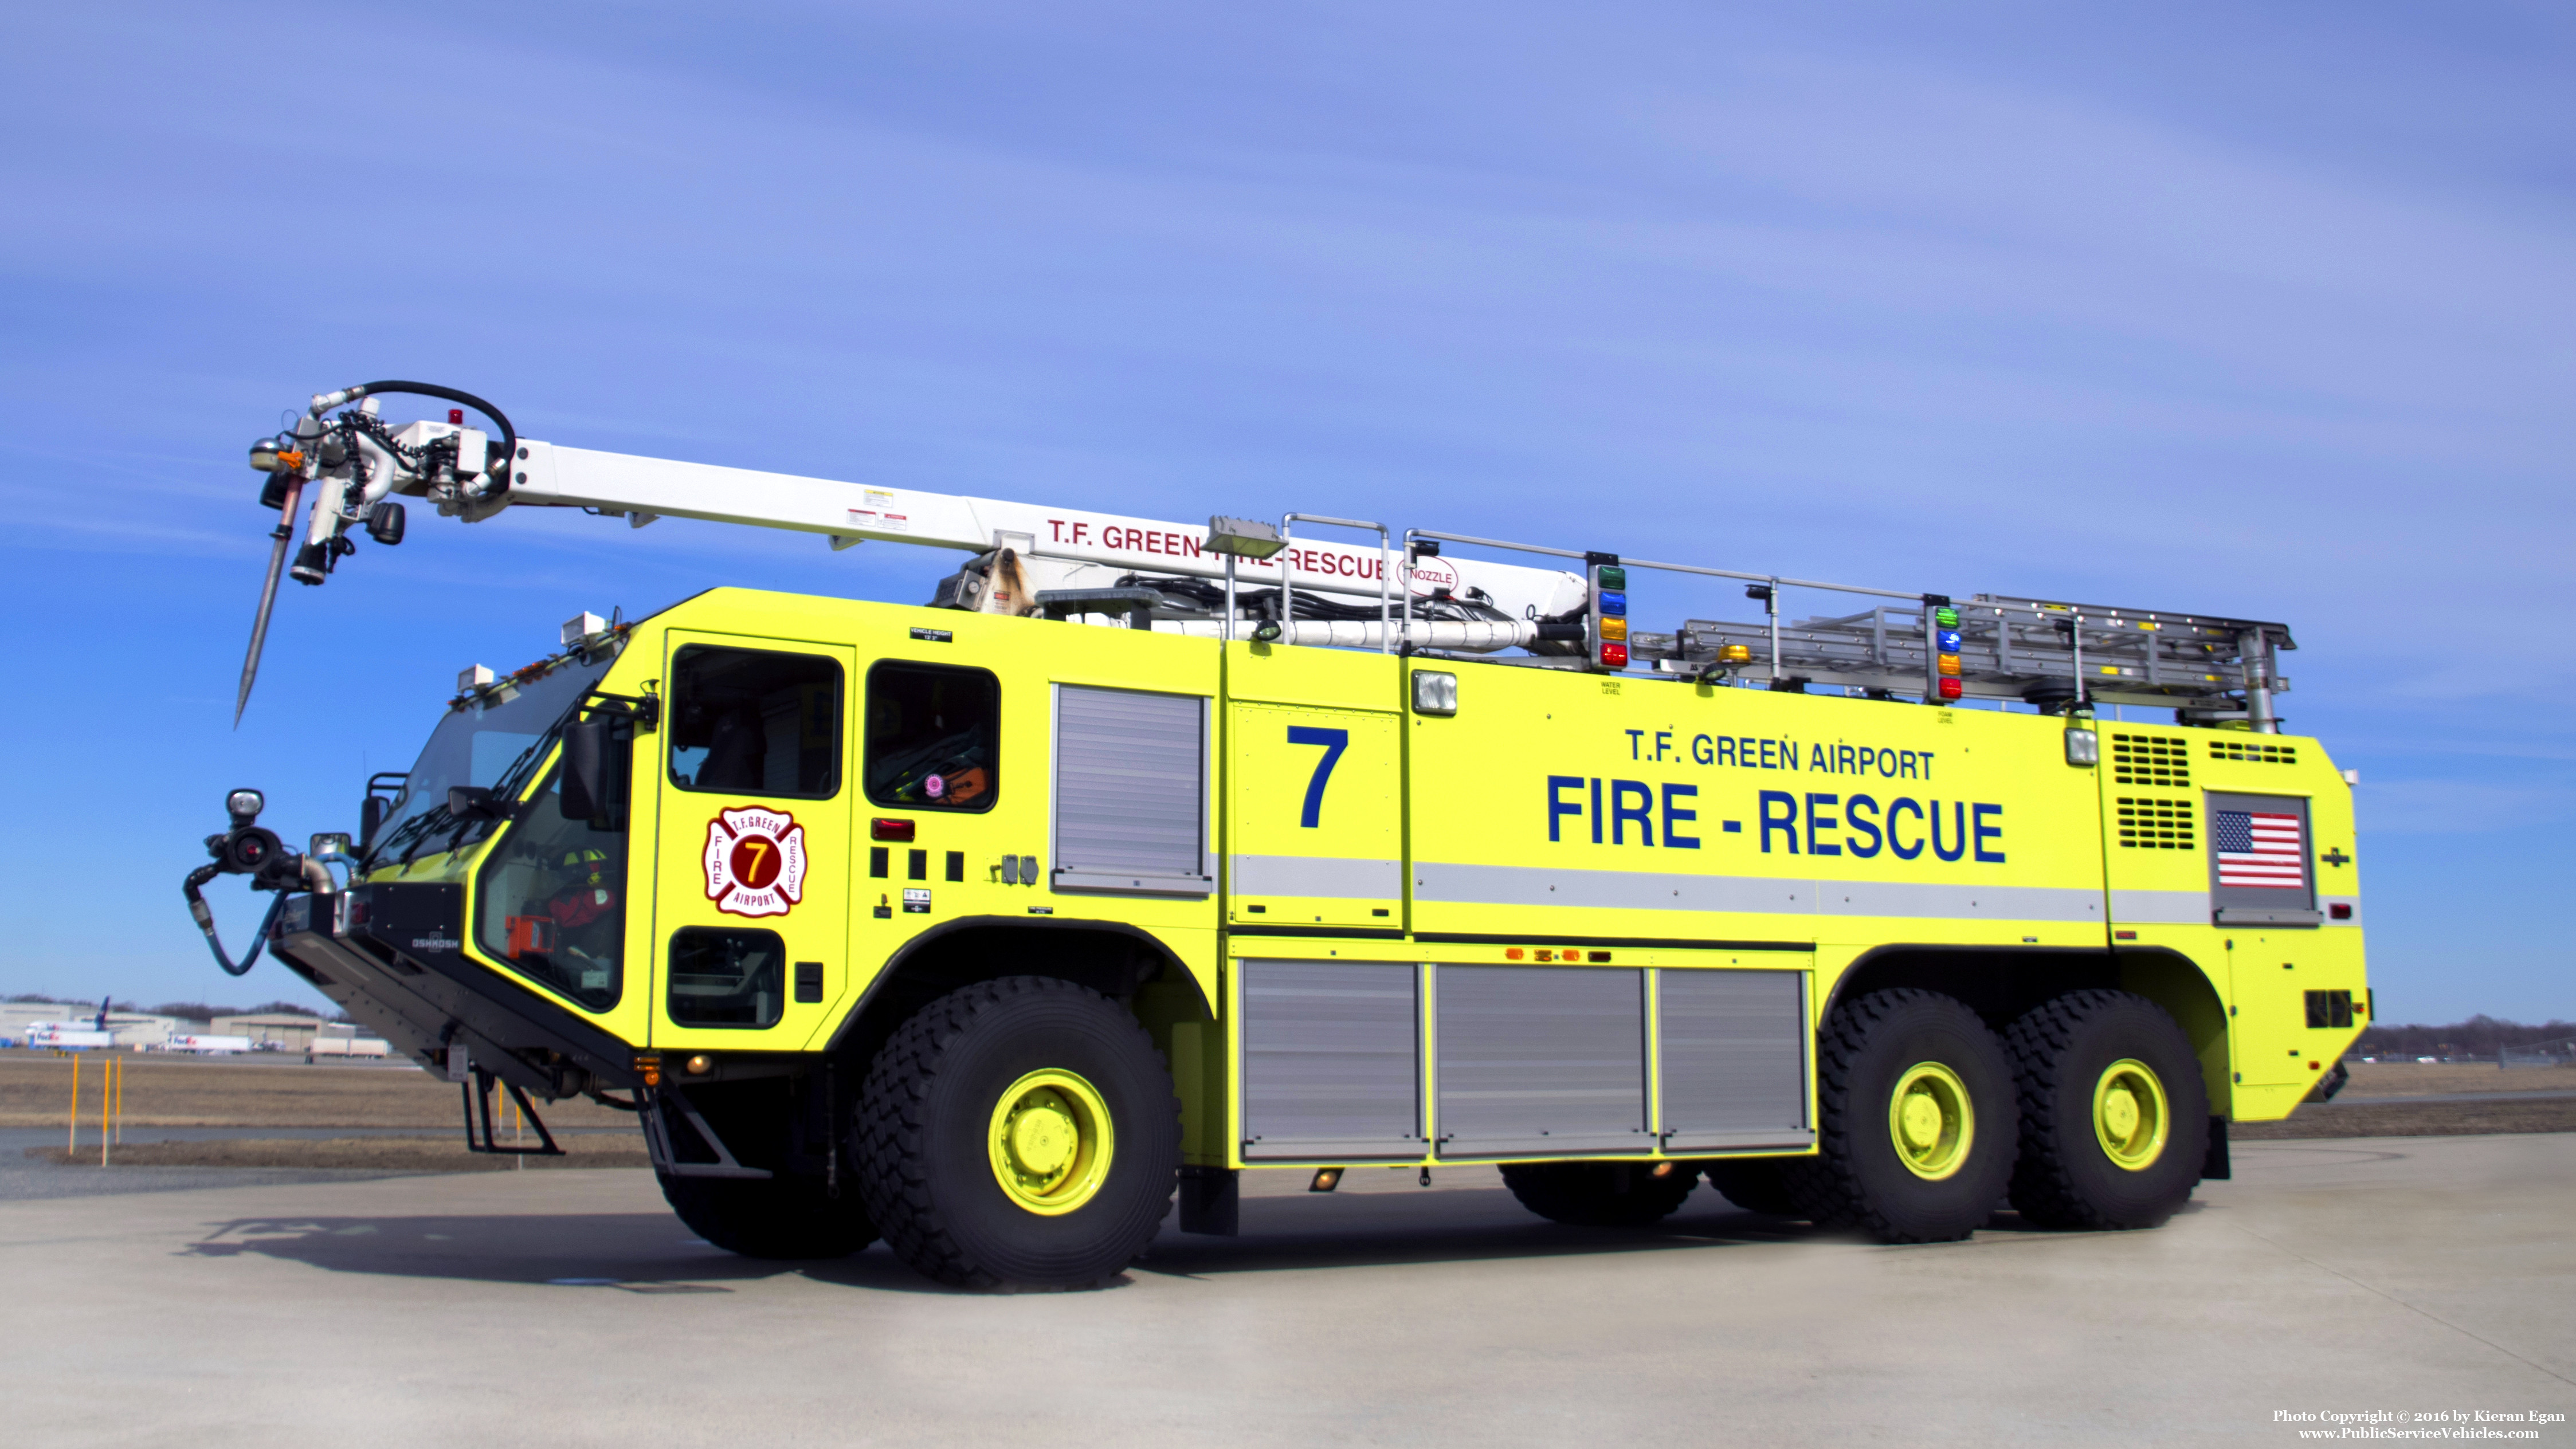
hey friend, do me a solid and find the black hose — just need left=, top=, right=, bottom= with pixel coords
left=183, top=863, right=289, bottom=977
left=334, top=381, right=518, bottom=489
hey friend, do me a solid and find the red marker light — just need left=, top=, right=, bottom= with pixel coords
left=1937, top=677, right=1963, bottom=701
left=870, top=818, right=916, bottom=842
left=1600, top=642, right=1629, bottom=669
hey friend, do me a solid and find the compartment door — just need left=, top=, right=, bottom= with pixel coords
left=1226, top=702, right=1403, bottom=929
left=1435, top=964, right=1652, bottom=1157
left=1237, top=959, right=1423, bottom=1161
left=1657, top=967, right=1814, bottom=1152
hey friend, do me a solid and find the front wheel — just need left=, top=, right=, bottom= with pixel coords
left=1782, top=989, right=2017, bottom=1243
left=2005, top=990, right=2209, bottom=1230
left=659, top=1173, right=877, bottom=1260
left=854, top=976, right=1180, bottom=1290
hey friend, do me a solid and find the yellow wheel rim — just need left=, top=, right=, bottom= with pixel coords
left=2092, top=1058, right=2169, bottom=1171
left=987, top=1069, right=1113, bottom=1216
left=1887, top=1062, right=1974, bottom=1181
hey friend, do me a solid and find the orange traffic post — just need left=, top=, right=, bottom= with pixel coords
left=99, top=1057, right=112, bottom=1167
left=67, top=1054, right=80, bottom=1155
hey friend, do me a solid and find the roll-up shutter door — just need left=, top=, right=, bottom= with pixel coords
left=1657, top=969, right=1813, bottom=1152
left=1435, top=965, right=1649, bottom=1157
left=1051, top=685, right=1211, bottom=894
left=1239, top=960, right=1422, bottom=1160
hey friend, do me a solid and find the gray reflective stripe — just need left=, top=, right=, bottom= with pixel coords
left=1415, top=862, right=1807, bottom=914
left=1416, top=862, right=2103, bottom=922
left=1230, top=854, right=1403, bottom=899
left=1818, top=883, right=2100, bottom=921
left=2110, top=889, right=2209, bottom=924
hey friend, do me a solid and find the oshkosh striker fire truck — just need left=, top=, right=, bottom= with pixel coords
left=186, top=380, right=2366, bottom=1289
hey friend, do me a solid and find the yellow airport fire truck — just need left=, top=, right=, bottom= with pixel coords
left=185, top=380, right=2367, bottom=1289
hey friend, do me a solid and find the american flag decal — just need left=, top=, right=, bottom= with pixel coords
left=2214, top=809, right=2304, bottom=890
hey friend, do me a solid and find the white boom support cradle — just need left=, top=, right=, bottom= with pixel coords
left=232, top=382, right=2295, bottom=731
left=512, top=441, right=1588, bottom=624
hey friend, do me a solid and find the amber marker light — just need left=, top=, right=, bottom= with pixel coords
left=685, top=1054, right=714, bottom=1076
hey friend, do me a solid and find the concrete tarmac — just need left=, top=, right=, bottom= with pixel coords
left=1, top=1136, right=2567, bottom=1447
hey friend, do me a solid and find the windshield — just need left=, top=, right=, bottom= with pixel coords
left=366, top=649, right=621, bottom=867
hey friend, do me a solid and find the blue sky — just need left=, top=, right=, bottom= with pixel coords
left=1, top=2, right=2565, bottom=1022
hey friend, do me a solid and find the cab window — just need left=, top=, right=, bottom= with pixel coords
left=475, top=755, right=628, bottom=1011
left=865, top=662, right=999, bottom=811
left=668, top=646, right=841, bottom=798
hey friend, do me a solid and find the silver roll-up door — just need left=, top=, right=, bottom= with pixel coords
left=1435, top=964, right=1649, bottom=1157
left=1240, top=960, right=1421, bottom=1160
left=1050, top=685, right=1211, bottom=894
left=1657, top=969, right=1813, bottom=1152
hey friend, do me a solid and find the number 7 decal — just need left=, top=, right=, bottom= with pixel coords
left=1287, top=726, right=1349, bottom=828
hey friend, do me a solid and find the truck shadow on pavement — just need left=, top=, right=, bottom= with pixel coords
left=182, top=1212, right=947, bottom=1294
left=1129, top=1188, right=1846, bottom=1279
left=176, top=1187, right=1878, bottom=1294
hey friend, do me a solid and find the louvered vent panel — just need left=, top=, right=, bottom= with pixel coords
left=2110, top=733, right=2192, bottom=788
left=2114, top=796, right=2196, bottom=850
left=2209, top=740, right=2300, bottom=764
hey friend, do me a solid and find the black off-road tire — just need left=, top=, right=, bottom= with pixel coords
left=1499, top=1160, right=1701, bottom=1227
left=660, top=1173, right=877, bottom=1260
left=1697, top=1157, right=1803, bottom=1217
left=2005, top=989, right=2210, bottom=1231
left=1778, top=988, right=2017, bottom=1243
left=854, top=976, right=1180, bottom=1290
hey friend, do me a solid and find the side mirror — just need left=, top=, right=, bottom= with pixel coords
left=558, top=718, right=625, bottom=827
left=309, top=832, right=355, bottom=862
left=359, top=794, right=387, bottom=845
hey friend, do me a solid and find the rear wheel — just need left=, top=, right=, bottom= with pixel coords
left=855, top=976, right=1180, bottom=1290
left=1697, top=1157, right=1802, bottom=1216
left=659, top=1173, right=877, bottom=1259
left=1500, top=1160, right=1700, bottom=1227
left=2005, top=990, right=2209, bottom=1230
left=1782, top=988, right=2016, bottom=1243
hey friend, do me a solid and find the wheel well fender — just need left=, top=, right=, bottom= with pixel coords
left=2112, top=947, right=2233, bottom=1116
left=822, top=916, right=1210, bottom=1073
left=1820, top=945, right=2118, bottom=1033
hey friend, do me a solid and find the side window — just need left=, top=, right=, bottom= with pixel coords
left=667, top=926, right=784, bottom=1028
left=865, top=662, right=1000, bottom=811
left=475, top=757, right=629, bottom=1011
left=668, top=647, right=841, bottom=798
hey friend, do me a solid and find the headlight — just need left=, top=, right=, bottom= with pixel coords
left=227, top=788, right=265, bottom=820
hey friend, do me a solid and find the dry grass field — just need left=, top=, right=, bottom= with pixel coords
left=0, top=1049, right=638, bottom=1130
left=25, top=1135, right=649, bottom=1171
left=6, top=1048, right=651, bottom=1172
left=2339, top=1058, right=2576, bottom=1098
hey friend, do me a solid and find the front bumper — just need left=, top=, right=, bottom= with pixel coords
left=269, top=883, right=642, bottom=1101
